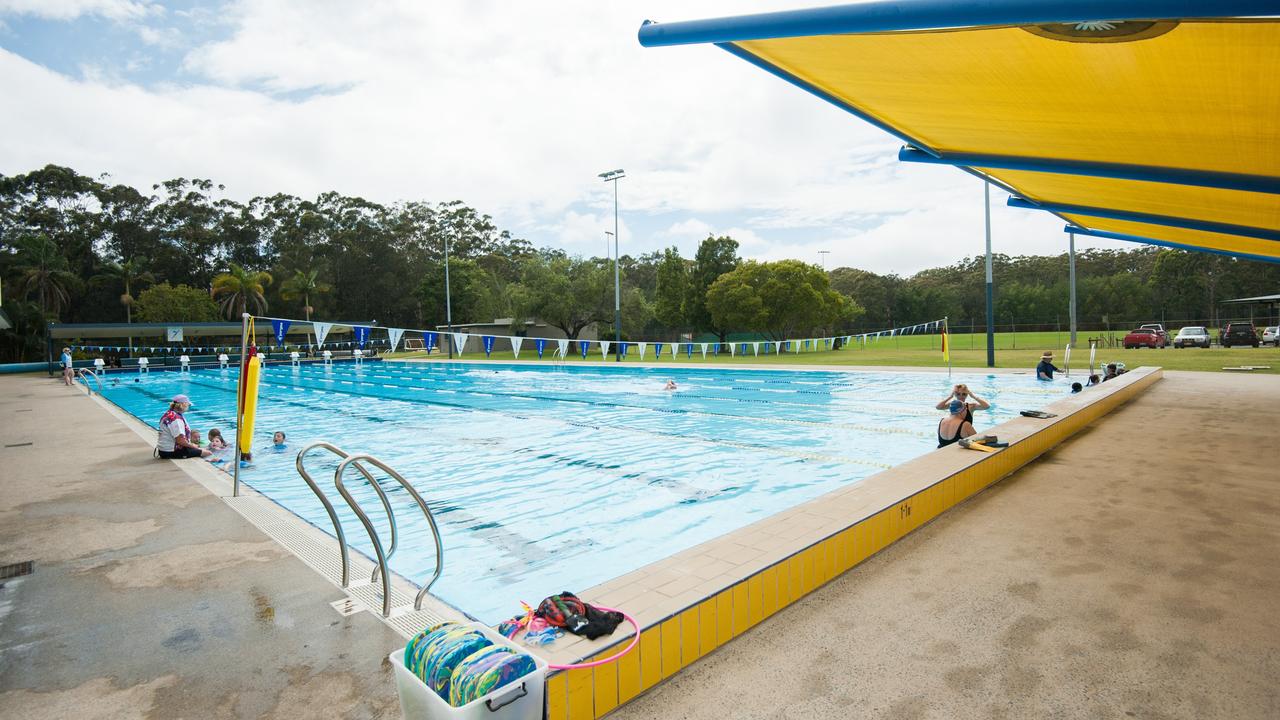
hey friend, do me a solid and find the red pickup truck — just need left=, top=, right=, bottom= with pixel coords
left=1123, top=328, right=1164, bottom=349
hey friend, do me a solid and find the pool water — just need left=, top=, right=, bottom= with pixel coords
left=96, top=360, right=1061, bottom=623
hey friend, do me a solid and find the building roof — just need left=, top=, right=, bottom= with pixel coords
left=639, top=1, right=1280, bottom=262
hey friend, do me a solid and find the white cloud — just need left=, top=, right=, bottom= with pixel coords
left=0, top=1, right=1142, bottom=276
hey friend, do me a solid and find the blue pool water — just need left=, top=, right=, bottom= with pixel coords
left=95, top=361, right=1060, bottom=622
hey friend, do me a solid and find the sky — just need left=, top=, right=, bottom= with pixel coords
left=0, top=0, right=1132, bottom=276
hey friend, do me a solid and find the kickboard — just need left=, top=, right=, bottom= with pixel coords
left=1019, top=410, right=1057, bottom=419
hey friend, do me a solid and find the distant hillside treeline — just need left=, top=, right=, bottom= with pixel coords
left=2, top=164, right=1277, bottom=361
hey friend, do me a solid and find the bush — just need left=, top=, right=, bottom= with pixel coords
left=133, top=283, right=221, bottom=323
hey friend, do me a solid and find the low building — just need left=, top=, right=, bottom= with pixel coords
left=432, top=319, right=598, bottom=355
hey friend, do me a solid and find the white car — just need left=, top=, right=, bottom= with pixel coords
left=1173, top=326, right=1210, bottom=349
left=1263, top=326, right=1279, bottom=346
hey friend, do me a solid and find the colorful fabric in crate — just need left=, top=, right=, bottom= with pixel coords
left=426, top=631, right=492, bottom=699
left=403, top=621, right=538, bottom=708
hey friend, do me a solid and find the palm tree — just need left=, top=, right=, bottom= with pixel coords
left=95, top=259, right=157, bottom=324
left=14, top=234, right=77, bottom=319
left=212, top=264, right=273, bottom=320
left=279, top=268, right=331, bottom=323
left=280, top=268, right=331, bottom=346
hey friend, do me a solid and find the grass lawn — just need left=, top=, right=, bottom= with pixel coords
left=384, top=331, right=1278, bottom=374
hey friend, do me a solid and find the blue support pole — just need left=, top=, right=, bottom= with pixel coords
left=985, top=183, right=995, bottom=368
left=899, top=147, right=1280, bottom=195
left=637, top=1, right=1279, bottom=47
left=1008, top=196, right=1280, bottom=242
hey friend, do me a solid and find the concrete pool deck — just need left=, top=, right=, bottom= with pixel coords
left=1, top=369, right=1276, bottom=718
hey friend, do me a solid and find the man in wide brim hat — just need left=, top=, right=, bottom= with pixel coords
left=1036, top=350, right=1063, bottom=381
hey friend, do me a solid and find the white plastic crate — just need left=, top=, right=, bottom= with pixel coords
left=391, top=622, right=547, bottom=720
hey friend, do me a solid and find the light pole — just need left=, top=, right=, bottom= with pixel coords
left=599, top=169, right=625, bottom=361
left=818, top=250, right=830, bottom=271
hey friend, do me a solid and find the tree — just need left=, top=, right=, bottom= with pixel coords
left=516, top=254, right=612, bottom=347
left=12, top=233, right=78, bottom=319
left=93, top=258, right=156, bottom=324
left=687, top=235, right=740, bottom=343
left=132, top=283, right=222, bottom=323
left=707, top=260, right=859, bottom=340
left=279, top=268, right=331, bottom=323
left=415, top=258, right=491, bottom=327
left=653, top=246, right=689, bottom=333
left=212, top=264, right=273, bottom=320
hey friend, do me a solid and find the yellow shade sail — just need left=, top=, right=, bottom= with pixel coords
left=640, top=4, right=1280, bottom=262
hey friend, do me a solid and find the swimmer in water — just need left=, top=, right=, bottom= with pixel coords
left=664, top=379, right=677, bottom=391
left=272, top=431, right=287, bottom=450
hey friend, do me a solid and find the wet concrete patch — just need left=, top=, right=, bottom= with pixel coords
left=83, top=540, right=288, bottom=589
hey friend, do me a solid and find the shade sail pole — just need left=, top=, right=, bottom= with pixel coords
left=985, top=182, right=995, bottom=368
left=1069, top=231, right=1078, bottom=347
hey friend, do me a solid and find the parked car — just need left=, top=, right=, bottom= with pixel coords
left=1220, top=322, right=1259, bottom=348
left=1123, top=328, right=1163, bottom=349
left=1138, top=323, right=1171, bottom=347
left=1173, top=326, right=1211, bottom=348
left=1262, top=326, right=1279, bottom=346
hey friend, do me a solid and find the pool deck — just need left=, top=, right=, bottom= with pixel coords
left=0, top=374, right=408, bottom=719
left=612, top=369, right=1280, bottom=720
left=1, top=369, right=1277, bottom=718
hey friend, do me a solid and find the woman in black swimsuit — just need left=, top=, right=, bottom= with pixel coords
left=936, top=384, right=989, bottom=447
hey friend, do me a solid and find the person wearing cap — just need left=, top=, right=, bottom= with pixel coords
left=60, top=347, right=74, bottom=386
left=156, top=394, right=211, bottom=459
left=1035, top=351, right=1063, bottom=381
left=935, top=384, right=989, bottom=447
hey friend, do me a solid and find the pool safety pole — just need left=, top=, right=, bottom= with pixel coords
left=984, top=182, right=995, bottom=368
left=1064, top=343, right=1072, bottom=377
left=233, top=312, right=249, bottom=497
left=944, top=316, right=952, bottom=380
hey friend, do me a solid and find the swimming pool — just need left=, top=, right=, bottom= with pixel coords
left=96, top=361, right=1061, bottom=623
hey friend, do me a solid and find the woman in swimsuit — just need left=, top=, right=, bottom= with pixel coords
left=935, top=384, right=989, bottom=447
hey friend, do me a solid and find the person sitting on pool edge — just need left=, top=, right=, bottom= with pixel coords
left=156, top=394, right=212, bottom=459
left=935, top=384, right=990, bottom=448
left=1035, top=351, right=1063, bottom=380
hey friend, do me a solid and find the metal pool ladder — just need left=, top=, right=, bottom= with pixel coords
left=295, top=442, right=445, bottom=617
left=76, top=367, right=103, bottom=395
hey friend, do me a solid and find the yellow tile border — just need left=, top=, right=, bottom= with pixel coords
left=543, top=367, right=1161, bottom=718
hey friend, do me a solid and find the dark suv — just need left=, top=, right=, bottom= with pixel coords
left=1220, top=322, right=1259, bottom=348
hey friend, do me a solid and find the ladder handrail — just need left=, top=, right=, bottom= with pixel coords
left=295, top=442, right=399, bottom=587
left=334, top=453, right=444, bottom=617
left=76, top=367, right=103, bottom=395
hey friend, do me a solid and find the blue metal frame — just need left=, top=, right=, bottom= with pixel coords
left=638, top=1, right=1278, bottom=47
left=1010, top=197, right=1280, bottom=242
left=715, top=42, right=941, bottom=156
left=1064, top=226, right=1280, bottom=264
left=899, top=147, right=1280, bottom=195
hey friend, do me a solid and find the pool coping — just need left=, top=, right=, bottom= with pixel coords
left=525, top=366, right=1163, bottom=719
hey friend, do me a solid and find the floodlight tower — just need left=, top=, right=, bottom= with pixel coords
left=598, top=169, right=625, bottom=361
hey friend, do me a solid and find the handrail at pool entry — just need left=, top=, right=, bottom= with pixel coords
left=295, top=441, right=400, bottom=588
left=334, top=453, right=444, bottom=617
left=75, top=367, right=102, bottom=395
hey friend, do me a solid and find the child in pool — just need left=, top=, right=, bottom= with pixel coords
left=207, top=429, right=228, bottom=451
left=272, top=431, right=287, bottom=451
left=206, top=429, right=233, bottom=464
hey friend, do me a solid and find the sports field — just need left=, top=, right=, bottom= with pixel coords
left=386, top=330, right=1278, bottom=374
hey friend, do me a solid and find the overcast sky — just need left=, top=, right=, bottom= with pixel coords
left=0, top=0, right=1132, bottom=275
